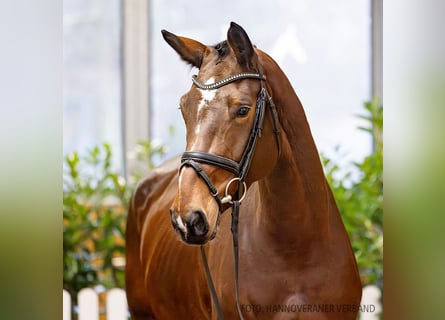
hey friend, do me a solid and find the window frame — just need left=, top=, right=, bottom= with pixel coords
left=122, top=0, right=151, bottom=177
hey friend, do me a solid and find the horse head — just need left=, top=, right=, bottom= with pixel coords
left=164, top=22, right=281, bottom=245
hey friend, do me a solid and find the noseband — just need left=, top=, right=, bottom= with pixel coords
left=179, top=66, right=280, bottom=320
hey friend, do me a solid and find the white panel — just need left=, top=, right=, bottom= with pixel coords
left=63, top=290, right=71, bottom=320
left=123, top=0, right=151, bottom=176
left=106, top=288, right=128, bottom=320
left=78, top=288, right=99, bottom=320
left=360, top=285, right=382, bottom=320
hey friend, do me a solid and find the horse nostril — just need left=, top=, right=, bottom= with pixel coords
left=185, top=210, right=209, bottom=237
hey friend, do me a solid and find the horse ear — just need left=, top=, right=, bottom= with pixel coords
left=227, top=22, right=255, bottom=68
left=161, top=30, right=208, bottom=68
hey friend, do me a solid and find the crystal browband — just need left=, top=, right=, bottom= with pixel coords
left=192, top=72, right=266, bottom=90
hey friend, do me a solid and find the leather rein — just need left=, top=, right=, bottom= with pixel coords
left=179, top=67, right=280, bottom=320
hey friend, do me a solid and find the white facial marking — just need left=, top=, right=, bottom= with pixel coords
left=176, top=164, right=185, bottom=234
left=194, top=122, right=201, bottom=137
left=197, top=77, right=217, bottom=114
left=177, top=169, right=184, bottom=210
left=176, top=215, right=187, bottom=234
left=194, top=77, right=217, bottom=138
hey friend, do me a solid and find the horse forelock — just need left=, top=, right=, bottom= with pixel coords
left=213, top=40, right=229, bottom=62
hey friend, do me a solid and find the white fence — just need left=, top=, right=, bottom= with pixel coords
left=63, top=285, right=381, bottom=320
left=63, top=288, right=128, bottom=320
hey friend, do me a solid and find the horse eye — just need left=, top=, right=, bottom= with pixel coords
left=236, top=106, right=250, bottom=117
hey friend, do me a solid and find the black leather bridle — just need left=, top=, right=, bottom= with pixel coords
left=179, top=66, right=280, bottom=320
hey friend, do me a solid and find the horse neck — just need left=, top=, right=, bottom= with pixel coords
left=253, top=53, right=331, bottom=248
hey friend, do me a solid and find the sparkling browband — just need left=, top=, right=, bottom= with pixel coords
left=192, top=72, right=266, bottom=90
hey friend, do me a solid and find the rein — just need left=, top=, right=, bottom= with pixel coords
left=180, top=68, right=280, bottom=320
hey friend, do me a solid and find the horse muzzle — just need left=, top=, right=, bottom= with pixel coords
left=170, top=208, right=211, bottom=245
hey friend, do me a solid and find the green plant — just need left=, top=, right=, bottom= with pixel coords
left=128, top=139, right=168, bottom=182
left=63, top=141, right=166, bottom=300
left=322, top=98, right=383, bottom=288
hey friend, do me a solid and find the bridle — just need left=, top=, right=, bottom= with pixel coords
left=181, top=67, right=281, bottom=235
left=179, top=66, right=280, bottom=320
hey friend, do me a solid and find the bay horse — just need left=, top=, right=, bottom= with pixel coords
left=126, top=22, right=362, bottom=320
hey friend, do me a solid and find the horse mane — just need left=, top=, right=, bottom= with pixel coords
left=256, top=48, right=329, bottom=190
left=256, top=49, right=303, bottom=126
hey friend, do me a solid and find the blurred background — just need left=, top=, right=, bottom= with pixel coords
left=64, top=0, right=382, bottom=174
left=63, top=0, right=383, bottom=318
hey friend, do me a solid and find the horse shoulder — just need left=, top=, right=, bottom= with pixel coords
left=126, top=156, right=181, bottom=319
